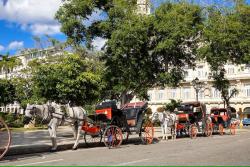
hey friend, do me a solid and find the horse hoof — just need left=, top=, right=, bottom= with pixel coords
left=50, top=149, right=57, bottom=152
left=72, top=147, right=78, bottom=150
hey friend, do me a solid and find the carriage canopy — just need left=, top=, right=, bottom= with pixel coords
left=176, top=102, right=206, bottom=115
left=95, top=100, right=121, bottom=120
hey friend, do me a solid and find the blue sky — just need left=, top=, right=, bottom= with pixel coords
left=0, top=0, right=249, bottom=55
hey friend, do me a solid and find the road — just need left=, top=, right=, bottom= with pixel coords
left=1, top=128, right=250, bottom=166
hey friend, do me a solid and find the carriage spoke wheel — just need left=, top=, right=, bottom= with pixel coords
left=230, top=124, right=236, bottom=135
left=103, top=125, right=123, bottom=149
left=205, top=123, right=213, bottom=137
left=140, top=120, right=154, bottom=144
left=84, top=132, right=102, bottom=147
left=0, top=118, right=11, bottom=160
left=219, top=124, right=224, bottom=135
left=189, top=124, right=198, bottom=139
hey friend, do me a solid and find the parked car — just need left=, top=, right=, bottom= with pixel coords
left=242, top=118, right=250, bottom=126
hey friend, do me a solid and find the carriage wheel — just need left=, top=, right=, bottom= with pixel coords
left=84, top=132, right=102, bottom=147
left=230, top=124, right=236, bottom=135
left=205, top=123, right=213, bottom=137
left=103, top=125, right=123, bottom=149
left=189, top=124, right=198, bottom=139
left=0, top=118, right=11, bottom=160
left=140, top=120, right=154, bottom=144
left=219, top=124, right=224, bottom=135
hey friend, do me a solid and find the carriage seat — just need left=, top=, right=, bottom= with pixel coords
left=127, top=119, right=136, bottom=126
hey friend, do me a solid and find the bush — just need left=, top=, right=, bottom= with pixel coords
left=2, top=113, right=24, bottom=128
left=157, top=107, right=165, bottom=112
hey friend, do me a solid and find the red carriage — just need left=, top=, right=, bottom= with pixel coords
left=210, top=107, right=238, bottom=135
left=82, top=101, right=123, bottom=148
left=175, top=102, right=212, bottom=138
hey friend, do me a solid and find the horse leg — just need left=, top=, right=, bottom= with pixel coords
left=163, top=124, right=167, bottom=140
left=48, top=118, right=58, bottom=151
left=161, top=123, right=164, bottom=140
left=173, top=123, right=177, bottom=140
left=72, top=121, right=82, bottom=150
left=71, top=122, right=78, bottom=139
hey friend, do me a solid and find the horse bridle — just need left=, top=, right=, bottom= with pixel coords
left=30, top=105, right=51, bottom=124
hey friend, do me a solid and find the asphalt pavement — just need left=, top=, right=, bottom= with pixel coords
left=1, top=127, right=250, bottom=166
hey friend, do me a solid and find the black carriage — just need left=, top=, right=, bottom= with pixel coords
left=175, top=102, right=212, bottom=138
left=121, top=102, right=154, bottom=144
left=84, top=100, right=154, bottom=146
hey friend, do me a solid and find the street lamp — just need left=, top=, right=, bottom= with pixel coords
left=191, top=77, right=204, bottom=102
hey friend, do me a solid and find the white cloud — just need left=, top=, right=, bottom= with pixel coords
left=8, top=41, right=24, bottom=50
left=0, top=45, right=4, bottom=51
left=29, top=23, right=61, bottom=35
left=92, top=37, right=107, bottom=51
left=0, top=0, right=62, bottom=35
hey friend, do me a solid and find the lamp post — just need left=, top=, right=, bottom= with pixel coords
left=191, top=77, right=204, bottom=102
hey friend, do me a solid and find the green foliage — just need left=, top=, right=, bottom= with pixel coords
left=55, top=0, right=137, bottom=46
left=56, top=1, right=204, bottom=103
left=11, top=77, right=43, bottom=108
left=84, top=104, right=96, bottom=115
left=0, top=54, right=21, bottom=79
left=0, top=79, right=16, bottom=106
left=103, top=14, right=157, bottom=100
left=198, top=2, right=250, bottom=71
left=0, top=113, right=24, bottom=128
left=153, top=2, right=203, bottom=72
left=164, top=99, right=182, bottom=112
left=33, top=53, right=105, bottom=106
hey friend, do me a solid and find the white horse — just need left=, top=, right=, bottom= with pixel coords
left=151, top=111, right=177, bottom=140
left=23, top=103, right=86, bottom=151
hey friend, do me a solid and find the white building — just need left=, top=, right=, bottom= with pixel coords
left=0, top=47, right=63, bottom=79
left=145, top=61, right=250, bottom=119
left=137, top=0, right=151, bottom=15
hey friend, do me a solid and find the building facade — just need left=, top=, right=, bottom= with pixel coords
left=0, top=47, right=63, bottom=113
left=137, top=0, right=151, bottom=15
left=0, top=47, right=63, bottom=79
left=144, top=62, right=250, bottom=119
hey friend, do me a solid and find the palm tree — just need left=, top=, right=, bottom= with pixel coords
left=0, top=54, right=22, bottom=79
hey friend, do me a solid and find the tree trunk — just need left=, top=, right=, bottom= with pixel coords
left=4, top=105, right=6, bottom=113
left=164, top=57, right=169, bottom=72
left=120, top=91, right=134, bottom=108
left=5, top=70, right=7, bottom=79
left=225, top=100, right=230, bottom=108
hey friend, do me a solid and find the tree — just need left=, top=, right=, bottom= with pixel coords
left=33, top=53, right=105, bottom=106
left=198, top=1, right=250, bottom=71
left=11, top=77, right=43, bottom=108
left=212, top=69, right=239, bottom=108
left=55, top=0, right=136, bottom=46
left=0, top=54, right=21, bottom=79
left=56, top=1, right=203, bottom=105
left=164, top=99, right=182, bottom=113
left=0, top=79, right=16, bottom=111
